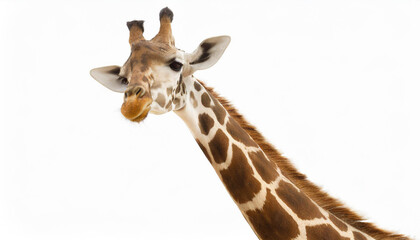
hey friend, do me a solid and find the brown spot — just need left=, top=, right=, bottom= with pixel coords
left=330, top=213, right=348, bottom=232
left=196, top=139, right=211, bottom=163
left=211, top=98, right=227, bottom=125
left=190, top=92, right=198, bottom=108
left=220, top=145, right=261, bottom=203
left=198, top=113, right=215, bottom=135
left=179, top=81, right=184, bottom=94
left=156, top=93, right=166, bottom=108
left=353, top=231, right=368, bottom=240
left=226, top=117, right=258, bottom=147
left=194, top=81, right=202, bottom=91
left=306, top=224, right=350, bottom=240
left=276, top=181, right=325, bottom=220
left=173, top=98, right=180, bottom=109
left=201, top=92, right=211, bottom=107
left=246, top=190, right=299, bottom=240
left=208, top=129, right=229, bottom=164
left=166, top=87, right=173, bottom=95
left=249, top=151, right=279, bottom=183
left=142, top=76, right=149, bottom=82
left=175, top=84, right=181, bottom=94
left=181, top=82, right=186, bottom=94
left=164, top=100, right=172, bottom=110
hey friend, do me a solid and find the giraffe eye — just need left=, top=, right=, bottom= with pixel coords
left=169, top=61, right=183, bottom=72
left=118, top=76, right=129, bottom=85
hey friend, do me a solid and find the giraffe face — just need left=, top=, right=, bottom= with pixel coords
left=90, top=8, right=230, bottom=123
left=118, top=41, right=185, bottom=120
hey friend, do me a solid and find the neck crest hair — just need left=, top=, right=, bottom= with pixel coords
left=198, top=80, right=409, bottom=240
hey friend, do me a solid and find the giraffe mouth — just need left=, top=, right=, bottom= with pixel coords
left=121, top=97, right=153, bottom=123
left=131, top=104, right=152, bottom=122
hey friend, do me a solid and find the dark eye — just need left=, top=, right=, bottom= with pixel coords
left=118, top=76, right=128, bottom=85
left=169, top=61, right=183, bottom=72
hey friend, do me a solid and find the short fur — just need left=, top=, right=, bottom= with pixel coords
left=199, top=80, right=410, bottom=240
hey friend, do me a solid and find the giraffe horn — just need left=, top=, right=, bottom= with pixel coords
left=152, top=7, right=175, bottom=46
left=127, top=20, right=145, bottom=45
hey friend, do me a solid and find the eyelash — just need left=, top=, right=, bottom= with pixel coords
left=169, top=61, right=183, bottom=72
left=118, top=76, right=128, bottom=85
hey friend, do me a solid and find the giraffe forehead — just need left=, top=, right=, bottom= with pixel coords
left=132, top=40, right=175, bottom=52
left=121, top=43, right=176, bottom=75
left=131, top=42, right=177, bottom=62
left=129, top=51, right=167, bottom=69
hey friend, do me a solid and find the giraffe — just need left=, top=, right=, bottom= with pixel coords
left=90, top=7, right=410, bottom=240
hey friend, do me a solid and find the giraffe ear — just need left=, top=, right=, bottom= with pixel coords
left=187, top=36, right=231, bottom=72
left=90, top=65, right=128, bottom=93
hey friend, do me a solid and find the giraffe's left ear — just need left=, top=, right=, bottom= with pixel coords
left=186, top=36, right=231, bottom=73
left=90, top=65, right=128, bottom=93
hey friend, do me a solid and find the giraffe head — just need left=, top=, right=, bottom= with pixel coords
left=90, top=7, right=230, bottom=122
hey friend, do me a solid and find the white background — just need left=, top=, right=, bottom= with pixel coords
left=1, top=0, right=419, bottom=239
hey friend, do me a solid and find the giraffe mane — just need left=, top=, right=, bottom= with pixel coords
left=199, top=80, right=410, bottom=240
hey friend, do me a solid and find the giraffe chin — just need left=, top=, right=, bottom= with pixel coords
left=121, top=98, right=153, bottom=123
left=130, top=106, right=151, bottom=123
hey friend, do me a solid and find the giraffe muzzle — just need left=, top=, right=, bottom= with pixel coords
left=121, top=85, right=153, bottom=123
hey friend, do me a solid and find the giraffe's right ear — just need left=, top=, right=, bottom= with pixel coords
left=89, top=65, right=128, bottom=93
left=186, top=36, right=231, bottom=74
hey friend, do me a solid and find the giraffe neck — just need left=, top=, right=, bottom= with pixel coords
left=174, top=76, right=373, bottom=240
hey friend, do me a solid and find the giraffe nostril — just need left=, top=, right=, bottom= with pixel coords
left=136, top=88, right=142, bottom=95
left=136, top=87, right=145, bottom=98
left=125, top=86, right=146, bottom=99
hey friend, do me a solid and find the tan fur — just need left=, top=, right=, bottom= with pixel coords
left=199, top=80, right=410, bottom=240
left=152, top=16, right=174, bottom=46
left=129, top=25, right=144, bottom=45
